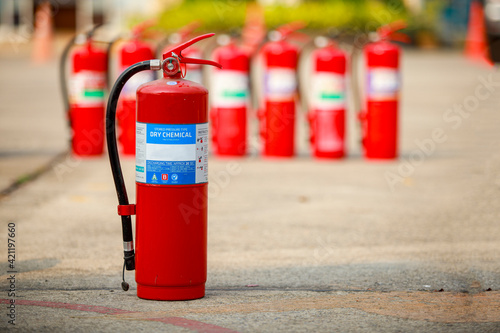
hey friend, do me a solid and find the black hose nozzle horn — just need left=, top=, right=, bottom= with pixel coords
left=106, top=60, right=158, bottom=273
left=60, top=34, right=78, bottom=120
left=106, top=36, right=123, bottom=89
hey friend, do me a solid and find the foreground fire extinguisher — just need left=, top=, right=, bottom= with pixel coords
left=60, top=25, right=107, bottom=156
left=359, top=21, right=407, bottom=159
left=210, top=35, right=250, bottom=156
left=307, top=36, right=347, bottom=158
left=257, top=22, right=303, bottom=157
left=115, top=22, right=156, bottom=155
left=106, top=34, right=221, bottom=300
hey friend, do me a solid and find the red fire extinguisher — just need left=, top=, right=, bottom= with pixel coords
left=257, top=22, right=304, bottom=157
left=359, top=21, right=407, bottom=159
left=60, top=25, right=107, bottom=156
left=210, top=35, right=250, bottom=156
left=307, top=36, right=347, bottom=158
left=106, top=34, right=221, bottom=300
left=115, top=21, right=156, bottom=155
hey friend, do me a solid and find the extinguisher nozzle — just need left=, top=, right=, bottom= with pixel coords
left=121, top=260, right=131, bottom=292
left=121, top=281, right=130, bottom=291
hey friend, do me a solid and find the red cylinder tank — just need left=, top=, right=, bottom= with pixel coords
left=134, top=72, right=209, bottom=300
left=69, top=42, right=107, bottom=156
left=308, top=41, right=347, bottom=158
left=362, top=38, right=401, bottom=159
left=210, top=40, right=250, bottom=156
left=260, top=38, right=299, bottom=157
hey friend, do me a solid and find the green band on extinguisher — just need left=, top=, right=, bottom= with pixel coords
left=320, top=92, right=344, bottom=100
left=223, top=91, right=247, bottom=98
left=83, top=90, right=104, bottom=98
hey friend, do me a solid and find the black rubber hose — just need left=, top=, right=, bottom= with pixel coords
left=106, top=60, right=153, bottom=271
left=106, top=36, right=122, bottom=88
left=59, top=34, right=78, bottom=126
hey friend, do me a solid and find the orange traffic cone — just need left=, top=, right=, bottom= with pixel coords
left=31, top=1, right=54, bottom=64
left=465, top=0, right=492, bottom=65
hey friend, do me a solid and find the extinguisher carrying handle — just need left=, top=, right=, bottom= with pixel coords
left=106, top=59, right=162, bottom=272
left=377, top=20, right=409, bottom=42
left=163, top=33, right=222, bottom=69
left=275, top=21, right=307, bottom=40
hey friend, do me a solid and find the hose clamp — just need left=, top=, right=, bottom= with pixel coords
left=123, top=241, right=134, bottom=252
left=150, top=59, right=161, bottom=71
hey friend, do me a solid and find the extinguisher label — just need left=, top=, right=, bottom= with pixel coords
left=265, top=68, right=297, bottom=101
left=210, top=70, right=249, bottom=108
left=69, top=70, right=106, bottom=107
left=121, top=70, right=155, bottom=100
left=310, top=73, right=345, bottom=110
left=135, top=122, right=208, bottom=185
left=367, top=68, right=400, bottom=100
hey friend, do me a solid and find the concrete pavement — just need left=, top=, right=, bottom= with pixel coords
left=0, top=37, right=499, bottom=332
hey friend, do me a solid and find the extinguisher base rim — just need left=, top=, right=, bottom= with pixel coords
left=364, top=155, right=398, bottom=160
left=313, top=152, right=345, bottom=159
left=214, top=152, right=247, bottom=157
left=137, top=283, right=205, bottom=301
left=262, top=154, right=295, bottom=158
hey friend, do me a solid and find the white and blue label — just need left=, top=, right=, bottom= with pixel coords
left=367, top=68, right=400, bottom=100
left=136, top=122, right=208, bottom=185
left=265, top=68, right=297, bottom=101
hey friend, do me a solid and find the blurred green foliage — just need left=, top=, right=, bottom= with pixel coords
left=264, top=1, right=407, bottom=30
left=156, top=0, right=247, bottom=32
left=407, top=0, right=444, bottom=31
left=154, top=0, right=409, bottom=33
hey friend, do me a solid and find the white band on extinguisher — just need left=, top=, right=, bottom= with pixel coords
left=210, top=70, right=249, bottom=108
left=69, top=70, right=106, bottom=107
left=123, top=241, right=134, bottom=252
left=310, top=72, right=345, bottom=110
left=265, top=68, right=297, bottom=101
left=367, top=67, right=400, bottom=100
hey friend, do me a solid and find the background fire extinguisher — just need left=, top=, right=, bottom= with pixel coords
left=306, top=36, right=347, bottom=159
left=106, top=34, right=221, bottom=301
left=257, top=22, right=304, bottom=157
left=114, top=21, right=156, bottom=155
left=60, top=24, right=107, bottom=156
left=358, top=21, right=408, bottom=159
left=158, top=21, right=204, bottom=84
left=209, top=34, right=250, bottom=156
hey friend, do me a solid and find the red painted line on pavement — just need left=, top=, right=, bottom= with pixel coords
left=148, top=317, right=240, bottom=333
left=0, top=299, right=240, bottom=333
